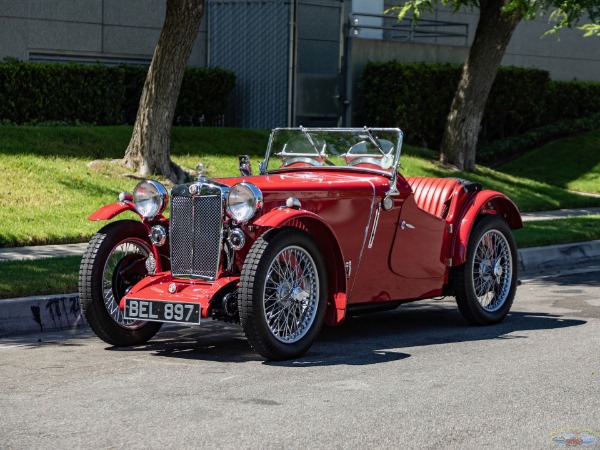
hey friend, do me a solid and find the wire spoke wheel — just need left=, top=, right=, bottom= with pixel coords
left=472, top=230, right=512, bottom=312
left=102, top=238, right=151, bottom=330
left=454, top=216, right=518, bottom=325
left=263, top=246, right=319, bottom=343
left=79, top=220, right=162, bottom=346
left=239, top=228, right=327, bottom=360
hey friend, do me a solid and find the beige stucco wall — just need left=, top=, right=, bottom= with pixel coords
left=372, top=2, right=600, bottom=82
left=0, top=0, right=207, bottom=66
left=1, top=1, right=596, bottom=78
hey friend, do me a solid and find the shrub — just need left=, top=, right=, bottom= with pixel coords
left=545, top=80, right=600, bottom=122
left=478, top=112, right=600, bottom=166
left=122, top=65, right=147, bottom=125
left=0, top=59, right=236, bottom=126
left=482, top=67, right=550, bottom=141
left=357, top=62, right=460, bottom=148
left=357, top=61, right=600, bottom=149
left=175, top=67, right=236, bottom=126
left=0, top=61, right=124, bottom=125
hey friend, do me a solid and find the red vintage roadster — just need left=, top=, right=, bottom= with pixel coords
left=79, top=127, right=522, bottom=360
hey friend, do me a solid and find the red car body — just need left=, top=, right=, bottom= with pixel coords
left=80, top=127, right=522, bottom=360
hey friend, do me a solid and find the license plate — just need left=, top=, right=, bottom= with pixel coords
left=124, top=299, right=201, bottom=325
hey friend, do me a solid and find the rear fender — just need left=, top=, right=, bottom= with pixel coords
left=451, top=191, right=523, bottom=266
left=88, top=201, right=139, bottom=221
left=255, top=208, right=348, bottom=326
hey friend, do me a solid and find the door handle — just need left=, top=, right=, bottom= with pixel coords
left=400, top=221, right=415, bottom=230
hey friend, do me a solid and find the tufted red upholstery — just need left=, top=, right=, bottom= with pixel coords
left=405, top=177, right=461, bottom=218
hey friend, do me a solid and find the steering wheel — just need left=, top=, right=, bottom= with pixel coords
left=345, top=157, right=383, bottom=168
left=281, top=156, right=323, bottom=167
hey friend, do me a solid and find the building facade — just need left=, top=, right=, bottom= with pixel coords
left=1, top=0, right=599, bottom=128
left=0, top=0, right=207, bottom=66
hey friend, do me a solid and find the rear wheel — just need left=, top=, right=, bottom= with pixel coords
left=239, top=228, right=327, bottom=360
left=454, top=215, right=518, bottom=325
left=79, top=220, right=162, bottom=346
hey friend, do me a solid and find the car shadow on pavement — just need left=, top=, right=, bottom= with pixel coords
left=269, top=303, right=586, bottom=367
left=109, top=300, right=586, bottom=366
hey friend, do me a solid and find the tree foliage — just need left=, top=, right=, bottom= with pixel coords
left=389, top=0, right=600, bottom=172
left=579, top=23, right=600, bottom=35
left=391, top=0, right=600, bottom=29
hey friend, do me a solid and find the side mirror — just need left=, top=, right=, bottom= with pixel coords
left=238, top=155, right=252, bottom=176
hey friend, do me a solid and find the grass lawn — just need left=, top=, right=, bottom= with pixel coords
left=400, top=147, right=600, bottom=213
left=1, top=126, right=599, bottom=248
left=498, top=128, right=600, bottom=195
left=0, top=126, right=270, bottom=247
left=515, top=215, right=600, bottom=248
left=0, top=125, right=599, bottom=299
left=0, top=256, right=81, bottom=299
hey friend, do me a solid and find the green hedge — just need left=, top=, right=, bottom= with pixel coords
left=478, top=112, right=600, bottom=166
left=545, top=80, right=600, bottom=121
left=358, top=62, right=460, bottom=148
left=357, top=61, right=600, bottom=149
left=0, top=61, right=124, bottom=124
left=0, top=59, right=236, bottom=126
left=483, top=66, right=550, bottom=139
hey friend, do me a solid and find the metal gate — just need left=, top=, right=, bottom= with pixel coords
left=208, top=0, right=343, bottom=128
left=295, top=0, right=343, bottom=127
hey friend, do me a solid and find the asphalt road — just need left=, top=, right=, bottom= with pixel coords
left=1, top=269, right=599, bottom=449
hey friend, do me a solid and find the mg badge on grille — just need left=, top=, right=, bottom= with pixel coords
left=189, top=184, right=198, bottom=195
left=168, top=283, right=177, bottom=294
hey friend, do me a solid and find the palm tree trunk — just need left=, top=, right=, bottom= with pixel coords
left=439, top=0, right=522, bottom=172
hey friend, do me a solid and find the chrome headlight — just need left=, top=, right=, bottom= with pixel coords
left=226, top=182, right=263, bottom=222
left=133, top=180, right=168, bottom=219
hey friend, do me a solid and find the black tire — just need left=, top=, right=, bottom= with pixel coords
left=239, top=228, right=327, bottom=360
left=79, top=220, right=162, bottom=346
left=454, top=215, right=518, bottom=325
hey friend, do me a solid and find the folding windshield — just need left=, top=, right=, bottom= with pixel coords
left=262, top=127, right=403, bottom=177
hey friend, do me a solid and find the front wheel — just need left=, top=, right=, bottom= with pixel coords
left=239, top=228, right=327, bottom=360
left=454, top=215, right=518, bottom=325
left=79, top=220, right=162, bottom=346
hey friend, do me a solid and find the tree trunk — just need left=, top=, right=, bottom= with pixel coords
left=439, top=0, right=522, bottom=172
left=123, top=0, right=204, bottom=183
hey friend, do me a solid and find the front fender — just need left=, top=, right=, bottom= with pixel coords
left=254, top=207, right=324, bottom=228
left=88, top=201, right=139, bottom=221
left=254, top=208, right=348, bottom=326
left=451, top=191, right=523, bottom=266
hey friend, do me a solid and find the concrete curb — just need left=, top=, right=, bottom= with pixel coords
left=0, top=294, right=86, bottom=337
left=1, top=240, right=599, bottom=338
left=518, top=239, right=600, bottom=277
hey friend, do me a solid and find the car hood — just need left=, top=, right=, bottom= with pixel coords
left=216, top=170, right=392, bottom=204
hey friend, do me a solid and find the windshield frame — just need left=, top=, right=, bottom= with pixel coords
left=260, top=127, right=404, bottom=180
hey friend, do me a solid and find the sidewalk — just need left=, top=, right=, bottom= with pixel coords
left=520, top=206, right=600, bottom=222
left=0, top=207, right=599, bottom=337
left=0, top=242, right=88, bottom=262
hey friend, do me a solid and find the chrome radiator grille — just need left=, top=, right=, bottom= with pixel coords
left=170, top=194, right=224, bottom=280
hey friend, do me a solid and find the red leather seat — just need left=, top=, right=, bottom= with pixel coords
left=405, top=177, right=461, bottom=218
